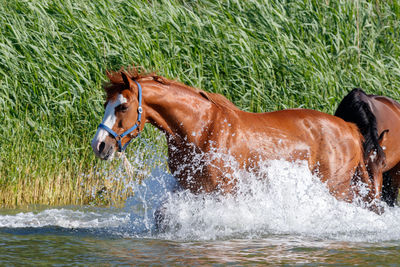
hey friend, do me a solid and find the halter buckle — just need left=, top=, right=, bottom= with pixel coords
left=138, top=106, right=143, bottom=114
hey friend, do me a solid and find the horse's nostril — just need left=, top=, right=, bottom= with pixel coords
left=99, top=142, right=105, bottom=153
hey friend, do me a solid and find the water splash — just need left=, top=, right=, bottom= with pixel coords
left=2, top=134, right=400, bottom=242
left=126, top=159, right=400, bottom=242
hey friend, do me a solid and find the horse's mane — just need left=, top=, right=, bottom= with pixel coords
left=199, top=91, right=240, bottom=111
left=334, top=88, right=384, bottom=160
left=104, top=67, right=167, bottom=101
left=104, top=66, right=239, bottom=111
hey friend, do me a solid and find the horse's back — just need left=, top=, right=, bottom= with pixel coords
left=239, top=108, right=362, bottom=147
left=251, top=108, right=361, bottom=138
left=238, top=108, right=363, bottom=184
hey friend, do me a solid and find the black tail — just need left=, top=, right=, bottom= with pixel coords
left=335, top=88, right=384, bottom=160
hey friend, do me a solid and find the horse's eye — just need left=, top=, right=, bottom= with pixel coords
left=116, top=104, right=128, bottom=112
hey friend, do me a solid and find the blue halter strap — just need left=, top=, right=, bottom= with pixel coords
left=98, top=81, right=143, bottom=152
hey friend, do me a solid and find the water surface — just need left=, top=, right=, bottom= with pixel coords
left=1, top=160, right=400, bottom=265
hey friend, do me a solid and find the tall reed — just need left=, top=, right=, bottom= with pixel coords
left=1, top=0, right=399, bottom=207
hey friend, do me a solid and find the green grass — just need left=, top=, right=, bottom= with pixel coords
left=1, top=0, right=400, bottom=207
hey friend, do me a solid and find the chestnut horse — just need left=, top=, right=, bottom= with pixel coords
left=91, top=69, right=386, bottom=211
left=336, top=88, right=399, bottom=206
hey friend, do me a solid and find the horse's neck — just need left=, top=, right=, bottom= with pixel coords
left=143, top=82, right=214, bottom=143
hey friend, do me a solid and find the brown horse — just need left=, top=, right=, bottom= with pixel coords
left=335, top=88, right=399, bottom=206
left=91, top=68, right=386, bottom=211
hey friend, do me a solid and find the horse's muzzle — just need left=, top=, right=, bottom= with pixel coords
left=91, top=139, right=115, bottom=160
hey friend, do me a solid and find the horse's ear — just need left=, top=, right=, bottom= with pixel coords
left=121, top=72, right=134, bottom=90
left=378, top=129, right=389, bottom=146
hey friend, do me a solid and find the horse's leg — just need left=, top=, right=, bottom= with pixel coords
left=382, top=172, right=395, bottom=206
left=382, top=164, right=400, bottom=206
left=389, top=166, right=400, bottom=206
left=154, top=203, right=168, bottom=232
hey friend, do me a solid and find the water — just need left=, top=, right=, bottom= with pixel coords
left=2, top=155, right=400, bottom=264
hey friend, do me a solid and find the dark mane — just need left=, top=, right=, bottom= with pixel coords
left=334, top=88, right=383, bottom=159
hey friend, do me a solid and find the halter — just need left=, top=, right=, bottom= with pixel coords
left=98, top=81, right=143, bottom=152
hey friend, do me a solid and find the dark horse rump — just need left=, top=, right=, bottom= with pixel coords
left=335, top=88, right=390, bottom=204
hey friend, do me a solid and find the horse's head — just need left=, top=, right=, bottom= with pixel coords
left=91, top=72, right=144, bottom=160
left=365, top=129, right=389, bottom=206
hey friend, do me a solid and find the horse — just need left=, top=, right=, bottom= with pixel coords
left=335, top=88, right=400, bottom=206
left=91, top=68, right=386, bottom=213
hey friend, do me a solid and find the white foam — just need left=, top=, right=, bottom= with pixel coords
left=124, top=159, right=400, bottom=242
left=0, top=208, right=130, bottom=229
left=2, top=140, right=400, bottom=242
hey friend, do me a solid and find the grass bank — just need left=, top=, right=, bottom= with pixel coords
left=1, top=0, right=400, bottom=207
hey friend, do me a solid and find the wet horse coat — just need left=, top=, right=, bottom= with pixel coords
left=92, top=69, right=385, bottom=210
left=336, top=88, right=400, bottom=206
